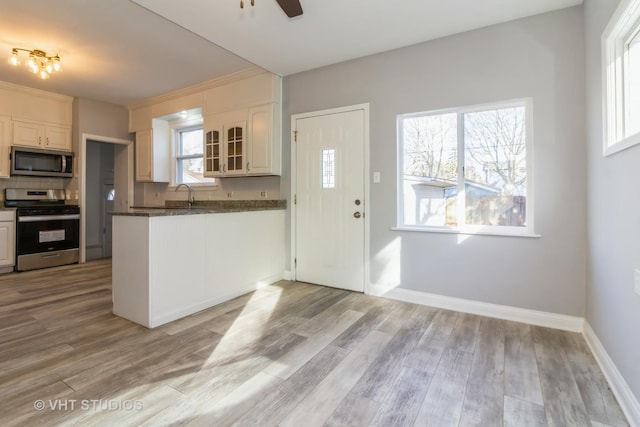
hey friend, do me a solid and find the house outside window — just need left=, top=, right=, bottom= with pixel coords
left=602, top=0, right=640, bottom=156
left=397, top=99, right=534, bottom=236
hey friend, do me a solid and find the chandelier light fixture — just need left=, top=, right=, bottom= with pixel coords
left=9, top=48, right=62, bottom=80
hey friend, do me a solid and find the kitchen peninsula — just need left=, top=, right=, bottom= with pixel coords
left=111, top=200, right=285, bottom=328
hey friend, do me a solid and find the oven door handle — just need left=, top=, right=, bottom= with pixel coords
left=18, top=214, right=80, bottom=222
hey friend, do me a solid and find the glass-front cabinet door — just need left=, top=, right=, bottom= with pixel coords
left=224, top=122, right=246, bottom=175
left=204, top=127, right=221, bottom=176
left=203, top=111, right=247, bottom=177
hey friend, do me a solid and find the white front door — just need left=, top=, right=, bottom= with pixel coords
left=294, top=106, right=367, bottom=292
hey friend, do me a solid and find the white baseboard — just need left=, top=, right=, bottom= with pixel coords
left=367, top=284, right=584, bottom=332
left=0, top=265, right=14, bottom=274
left=255, top=272, right=286, bottom=289
left=583, top=322, right=640, bottom=427
left=283, top=270, right=293, bottom=281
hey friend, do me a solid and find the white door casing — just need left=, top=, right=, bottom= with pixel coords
left=292, top=104, right=369, bottom=292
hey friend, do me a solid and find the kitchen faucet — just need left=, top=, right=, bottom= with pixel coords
left=175, top=183, right=194, bottom=208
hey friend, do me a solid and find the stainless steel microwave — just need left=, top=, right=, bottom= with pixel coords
left=11, top=146, right=73, bottom=178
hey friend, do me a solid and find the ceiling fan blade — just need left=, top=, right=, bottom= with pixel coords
left=275, top=0, right=303, bottom=18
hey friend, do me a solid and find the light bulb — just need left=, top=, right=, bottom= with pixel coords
left=39, top=68, right=49, bottom=79
left=27, top=55, right=36, bottom=69
left=9, top=50, right=19, bottom=66
left=45, top=62, right=53, bottom=74
left=53, top=56, right=61, bottom=71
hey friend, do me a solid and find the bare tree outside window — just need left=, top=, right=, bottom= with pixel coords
left=464, top=107, right=527, bottom=226
left=399, top=101, right=530, bottom=231
left=402, top=113, right=457, bottom=226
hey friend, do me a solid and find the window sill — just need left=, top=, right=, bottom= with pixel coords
left=603, top=131, right=640, bottom=157
left=391, top=226, right=541, bottom=238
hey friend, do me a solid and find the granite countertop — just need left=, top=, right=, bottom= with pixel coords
left=111, top=199, right=287, bottom=217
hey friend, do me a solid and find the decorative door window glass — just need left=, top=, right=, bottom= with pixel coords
left=322, top=149, right=336, bottom=188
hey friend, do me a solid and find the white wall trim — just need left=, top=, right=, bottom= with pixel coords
left=126, top=66, right=264, bottom=110
left=583, top=322, right=640, bottom=427
left=0, top=79, right=74, bottom=102
left=368, top=284, right=584, bottom=332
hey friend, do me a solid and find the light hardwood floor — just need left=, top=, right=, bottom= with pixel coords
left=0, top=260, right=629, bottom=426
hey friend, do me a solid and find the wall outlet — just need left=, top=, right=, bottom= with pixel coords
left=260, top=191, right=267, bottom=199
left=227, top=192, right=233, bottom=199
left=635, top=269, right=640, bottom=296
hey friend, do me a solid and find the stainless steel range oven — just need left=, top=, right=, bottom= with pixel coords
left=5, top=189, right=79, bottom=271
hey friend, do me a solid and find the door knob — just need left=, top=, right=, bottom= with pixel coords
left=353, top=212, right=362, bottom=218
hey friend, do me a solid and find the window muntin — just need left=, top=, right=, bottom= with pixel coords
left=602, top=0, right=640, bottom=156
left=398, top=100, right=532, bottom=235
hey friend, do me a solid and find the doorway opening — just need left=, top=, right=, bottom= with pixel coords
left=85, top=141, right=115, bottom=260
left=80, top=134, right=134, bottom=263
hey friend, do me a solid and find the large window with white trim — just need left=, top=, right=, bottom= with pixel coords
left=602, top=0, right=640, bottom=156
left=398, top=99, right=533, bottom=235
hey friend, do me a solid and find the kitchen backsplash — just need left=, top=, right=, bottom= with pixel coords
left=0, top=176, right=70, bottom=201
left=139, top=175, right=282, bottom=206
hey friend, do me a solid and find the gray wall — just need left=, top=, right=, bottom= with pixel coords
left=584, top=0, right=640, bottom=401
left=73, top=97, right=131, bottom=141
left=283, top=6, right=587, bottom=315
left=70, top=97, right=131, bottom=197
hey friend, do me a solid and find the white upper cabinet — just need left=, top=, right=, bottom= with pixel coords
left=45, top=125, right=71, bottom=150
left=0, top=116, right=11, bottom=178
left=135, top=119, right=169, bottom=182
left=204, top=103, right=282, bottom=178
left=130, top=70, right=283, bottom=180
left=247, top=104, right=281, bottom=176
left=204, top=110, right=247, bottom=177
left=203, top=72, right=280, bottom=116
left=0, top=81, right=73, bottom=152
left=12, top=120, right=71, bottom=151
left=135, top=129, right=153, bottom=182
left=12, top=121, right=43, bottom=148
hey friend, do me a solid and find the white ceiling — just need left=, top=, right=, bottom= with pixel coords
left=0, top=0, right=255, bottom=106
left=0, top=0, right=583, bottom=107
left=134, top=0, right=583, bottom=77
